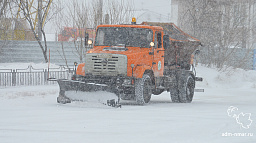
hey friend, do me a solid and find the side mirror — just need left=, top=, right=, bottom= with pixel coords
left=163, top=35, right=170, bottom=49
left=84, top=33, right=89, bottom=46
left=195, top=49, right=200, bottom=55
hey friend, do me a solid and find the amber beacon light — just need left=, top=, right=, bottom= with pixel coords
left=131, top=17, right=136, bottom=24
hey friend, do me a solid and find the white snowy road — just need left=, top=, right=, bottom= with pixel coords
left=0, top=65, right=256, bottom=143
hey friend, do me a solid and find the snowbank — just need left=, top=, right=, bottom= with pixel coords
left=196, top=64, right=256, bottom=89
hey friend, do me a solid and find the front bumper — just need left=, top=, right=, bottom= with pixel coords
left=73, top=74, right=135, bottom=90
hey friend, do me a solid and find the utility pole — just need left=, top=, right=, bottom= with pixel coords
left=105, top=14, right=109, bottom=24
left=38, top=0, right=42, bottom=41
left=94, top=0, right=103, bottom=28
left=99, top=0, right=103, bottom=25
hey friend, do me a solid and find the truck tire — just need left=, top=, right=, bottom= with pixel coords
left=170, top=87, right=180, bottom=103
left=178, top=74, right=195, bottom=103
left=135, top=74, right=152, bottom=105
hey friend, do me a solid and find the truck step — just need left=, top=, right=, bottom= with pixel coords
left=194, top=89, right=204, bottom=92
left=195, top=77, right=203, bottom=81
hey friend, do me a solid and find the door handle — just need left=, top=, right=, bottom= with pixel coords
left=157, top=50, right=165, bottom=53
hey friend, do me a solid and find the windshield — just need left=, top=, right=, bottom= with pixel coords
left=95, top=27, right=153, bottom=48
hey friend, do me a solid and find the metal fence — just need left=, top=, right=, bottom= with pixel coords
left=0, top=66, right=74, bottom=87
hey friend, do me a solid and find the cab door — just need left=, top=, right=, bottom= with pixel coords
left=152, top=31, right=164, bottom=76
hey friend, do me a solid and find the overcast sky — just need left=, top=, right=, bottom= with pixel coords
left=132, top=0, right=172, bottom=22
left=45, top=0, right=173, bottom=40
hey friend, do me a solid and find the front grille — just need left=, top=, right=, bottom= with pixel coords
left=85, top=53, right=127, bottom=76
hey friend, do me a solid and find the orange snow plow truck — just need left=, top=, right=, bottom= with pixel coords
left=56, top=18, right=203, bottom=106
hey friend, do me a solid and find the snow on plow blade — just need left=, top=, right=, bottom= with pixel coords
left=56, top=80, right=120, bottom=107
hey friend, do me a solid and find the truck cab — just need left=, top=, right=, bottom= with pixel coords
left=86, top=24, right=165, bottom=78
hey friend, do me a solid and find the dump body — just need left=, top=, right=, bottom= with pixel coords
left=142, top=22, right=200, bottom=69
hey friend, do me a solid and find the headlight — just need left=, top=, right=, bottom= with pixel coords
left=88, top=40, right=93, bottom=45
left=150, top=42, right=155, bottom=47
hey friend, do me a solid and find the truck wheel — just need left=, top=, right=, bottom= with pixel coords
left=135, top=74, right=152, bottom=105
left=170, top=87, right=180, bottom=103
left=178, top=74, right=195, bottom=103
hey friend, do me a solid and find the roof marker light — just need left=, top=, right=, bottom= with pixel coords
left=131, top=17, right=136, bottom=24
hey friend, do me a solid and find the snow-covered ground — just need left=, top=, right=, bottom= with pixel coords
left=0, top=64, right=256, bottom=143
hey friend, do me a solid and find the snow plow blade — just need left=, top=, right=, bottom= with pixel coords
left=56, top=80, right=121, bottom=107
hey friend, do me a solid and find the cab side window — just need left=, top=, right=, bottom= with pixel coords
left=155, top=32, right=162, bottom=48
left=154, top=33, right=157, bottom=48
left=157, top=32, right=162, bottom=48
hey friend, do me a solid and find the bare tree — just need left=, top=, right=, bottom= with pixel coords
left=51, top=0, right=70, bottom=67
left=52, top=0, right=90, bottom=65
left=87, top=0, right=134, bottom=28
left=105, top=0, right=134, bottom=25
left=0, top=0, right=13, bottom=54
left=177, top=0, right=255, bottom=69
left=0, top=0, right=8, bottom=18
left=16, top=0, right=52, bottom=63
left=89, top=0, right=103, bottom=29
left=0, top=0, right=8, bottom=41
left=64, top=1, right=89, bottom=63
